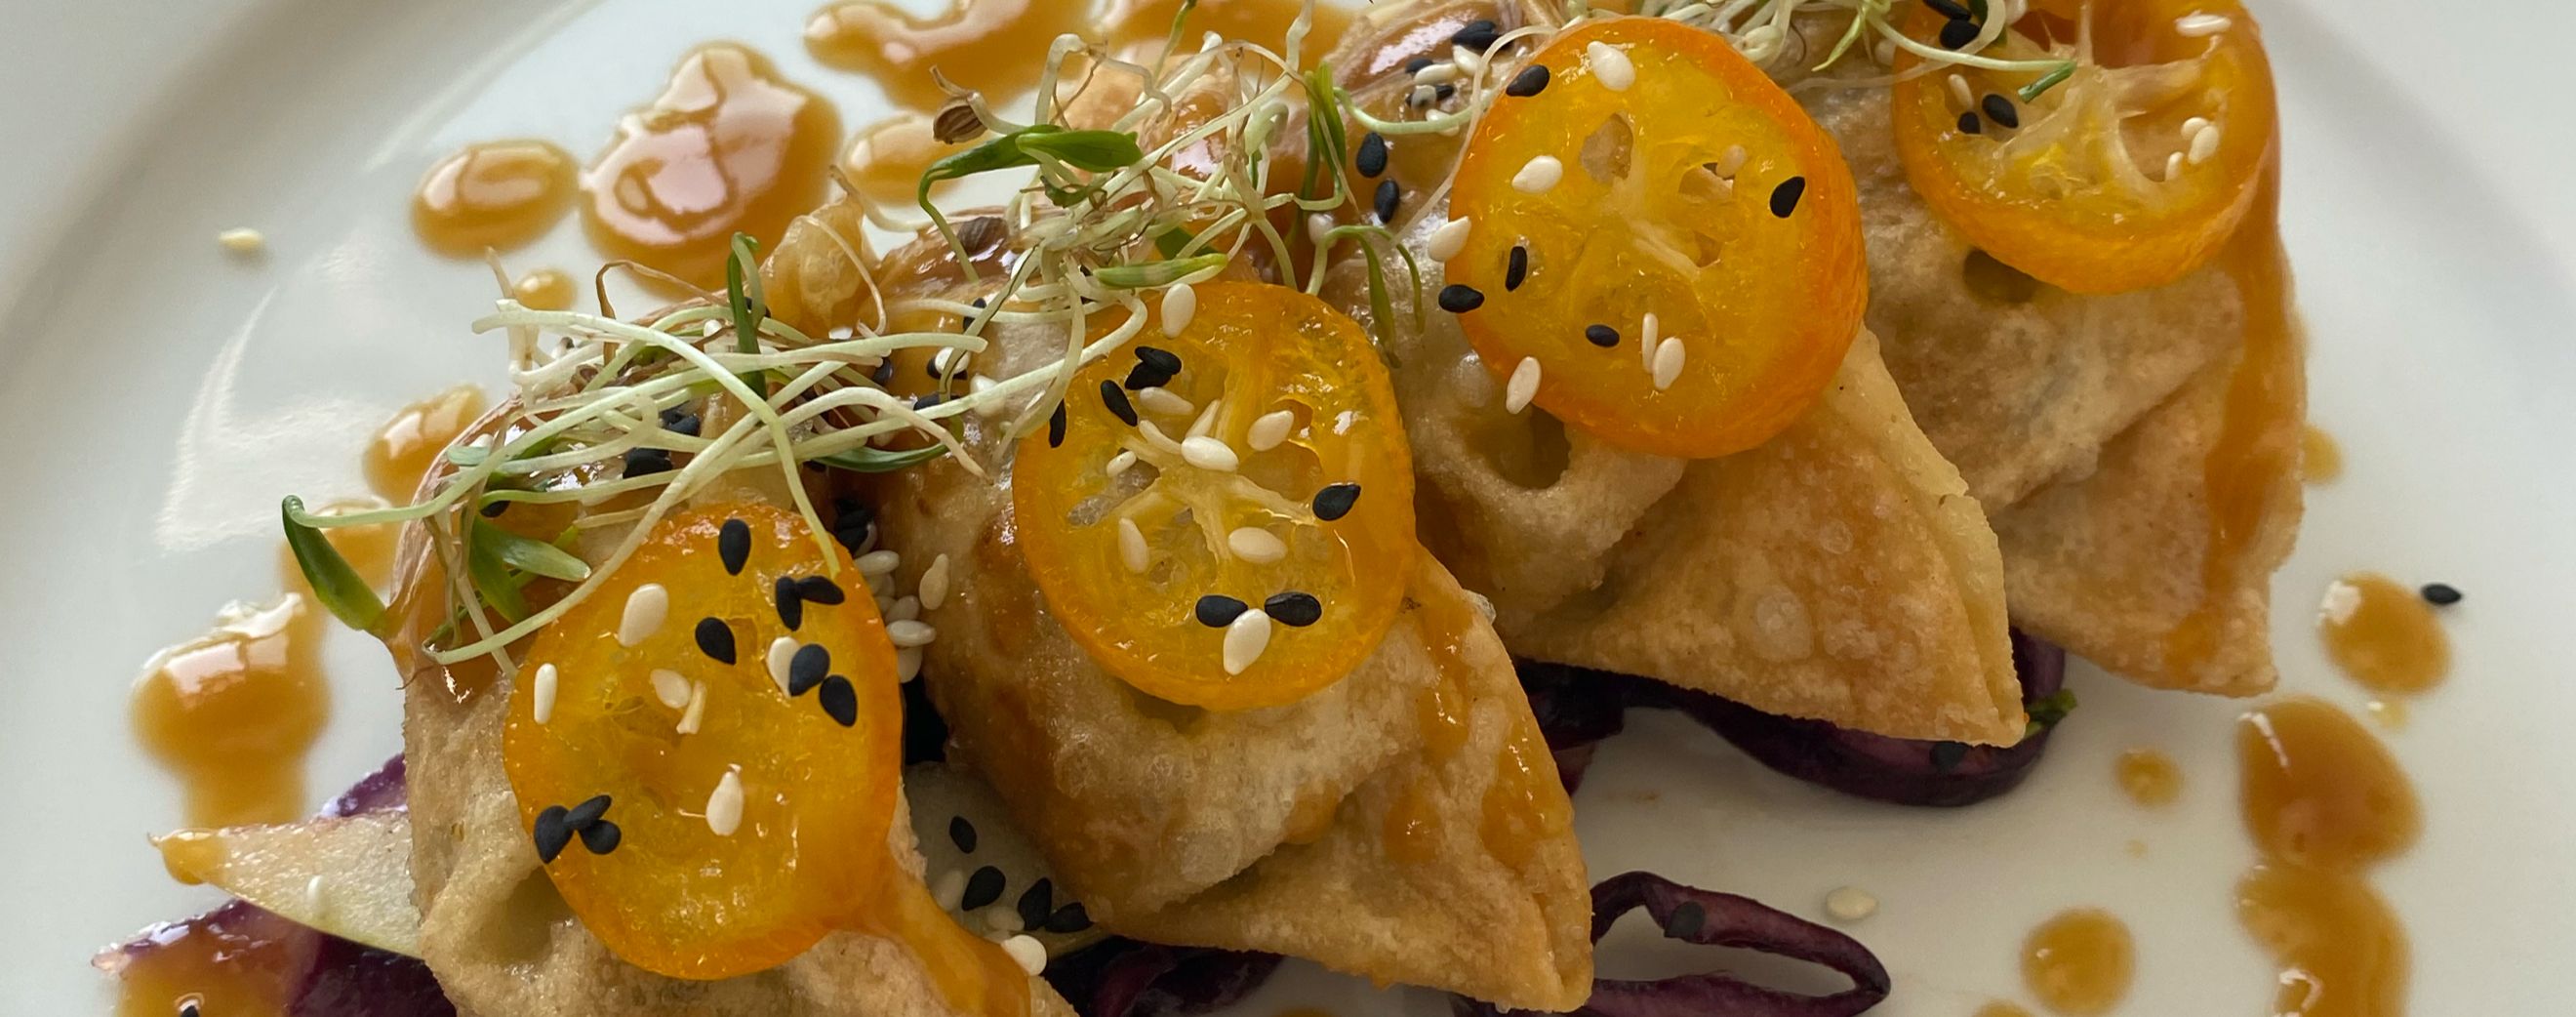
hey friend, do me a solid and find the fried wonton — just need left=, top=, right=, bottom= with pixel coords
left=838, top=227, right=1593, bottom=1012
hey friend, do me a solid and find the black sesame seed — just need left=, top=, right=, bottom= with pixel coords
left=1437, top=284, right=1485, bottom=313
left=564, top=794, right=612, bottom=831
left=1136, top=346, right=1183, bottom=376
left=949, top=815, right=979, bottom=853
left=871, top=360, right=896, bottom=386
left=1196, top=594, right=1249, bottom=628
left=912, top=392, right=946, bottom=412
left=1434, top=83, right=1456, bottom=102
left=818, top=674, right=859, bottom=727
left=623, top=447, right=674, bottom=477
left=1981, top=94, right=2020, bottom=129
left=661, top=406, right=689, bottom=427
left=695, top=617, right=737, bottom=665
left=1123, top=363, right=1175, bottom=390
left=1265, top=591, right=1324, bottom=628
left=1017, top=877, right=1057, bottom=931
left=789, top=643, right=831, bottom=696
left=962, top=865, right=1007, bottom=911
left=664, top=413, right=702, bottom=437
left=578, top=819, right=622, bottom=855
left=1452, top=19, right=1500, bottom=53
left=1313, top=482, right=1362, bottom=520
left=1404, top=56, right=1434, bottom=75
left=1101, top=380, right=1140, bottom=427
left=480, top=500, right=509, bottom=517
left=1506, top=63, right=1550, bottom=98
left=834, top=497, right=875, bottom=532
left=775, top=577, right=805, bottom=631
left=1585, top=323, right=1620, bottom=347
left=1769, top=177, right=1807, bottom=219
left=1957, top=110, right=1984, bottom=135
left=833, top=523, right=872, bottom=555
left=794, top=576, right=847, bottom=605
left=1925, top=0, right=1973, bottom=20
left=181, top=1003, right=202, bottom=1017
left=1048, top=401, right=1068, bottom=448
left=1505, top=245, right=1529, bottom=291
left=1939, top=17, right=1979, bottom=49
left=533, top=805, right=574, bottom=864
left=1045, top=902, right=1094, bottom=933
left=1356, top=132, right=1389, bottom=178
left=1374, top=179, right=1403, bottom=224
left=718, top=518, right=751, bottom=576
left=2421, top=583, right=2464, bottom=606
left=971, top=296, right=989, bottom=309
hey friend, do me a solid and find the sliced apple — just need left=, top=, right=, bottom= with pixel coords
left=152, top=811, right=421, bottom=956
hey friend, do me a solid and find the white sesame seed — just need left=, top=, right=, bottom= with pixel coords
left=706, top=767, right=745, bottom=836
left=766, top=637, right=798, bottom=694
left=986, top=906, right=1025, bottom=933
left=1872, top=38, right=1897, bottom=65
left=1511, top=155, right=1564, bottom=194
left=857, top=549, right=902, bottom=576
left=2181, top=116, right=2211, bottom=138
left=1137, top=419, right=1185, bottom=454
left=1824, top=885, right=1878, bottom=923
left=1161, top=282, right=1198, bottom=337
left=1106, top=450, right=1139, bottom=477
left=891, top=595, right=922, bottom=623
left=1248, top=410, right=1296, bottom=451
left=1947, top=73, right=1974, bottom=110
left=933, top=869, right=967, bottom=912
left=920, top=553, right=951, bottom=610
left=970, top=375, right=1004, bottom=418
left=618, top=584, right=669, bottom=647
left=1505, top=356, right=1542, bottom=414
left=2164, top=151, right=2185, bottom=182
left=1712, top=145, right=1749, bottom=178
left=828, top=327, right=856, bottom=341
left=1640, top=311, right=1661, bottom=371
left=651, top=669, right=692, bottom=710
left=887, top=619, right=939, bottom=648
left=897, top=645, right=924, bottom=682
left=930, top=346, right=968, bottom=376
left=1427, top=217, right=1473, bottom=262
left=2188, top=123, right=2222, bottom=164
left=217, top=227, right=266, bottom=254
left=1181, top=435, right=1239, bottom=470
left=305, top=875, right=327, bottom=918
left=866, top=571, right=894, bottom=596
left=875, top=594, right=897, bottom=616
left=1586, top=42, right=1635, bottom=91
left=2174, top=12, right=2232, bottom=36
left=1307, top=213, right=1336, bottom=247
left=1001, top=934, right=1048, bottom=976
left=703, top=320, right=724, bottom=338
left=676, top=682, right=707, bottom=734
left=1408, top=84, right=1437, bottom=107
left=1452, top=44, right=1484, bottom=75
left=1137, top=386, right=1194, bottom=417
left=1187, top=398, right=1222, bottom=438
left=1413, top=61, right=1462, bottom=85
left=1223, top=608, right=1273, bottom=675
left=1652, top=337, right=1686, bottom=391
left=1228, top=527, right=1288, bottom=564
left=530, top=664, right=558, bottom=724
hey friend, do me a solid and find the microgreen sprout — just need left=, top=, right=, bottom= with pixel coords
left=1645, top=0, right=2079, bottom=101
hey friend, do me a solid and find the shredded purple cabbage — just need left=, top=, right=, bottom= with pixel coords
left=1043, top=937, right=1284, bottom=1017
left=1455, top=873, right=1891, bottom=1017
left=1518, top=631, right=2072, bottom=807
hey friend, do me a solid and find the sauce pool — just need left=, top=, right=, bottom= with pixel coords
left=515, top=267, right=580, bottom=311
left=2318, top=573, right=2450, bottom=695
left=806, top=0, right=1093, bottom=110
left=365, top=385, right=489, bottom=503
left=2113, top=748, right=2182, bottom=807
left=2236, top=697, right=2418, bottom=1017
left=130, top=595, right=330, bottom=828
left=2019, top=908, right=2134, bottom=1016
left=843, top=112, right=976, bottom=210
left=412, top=140, right=580, bottom=257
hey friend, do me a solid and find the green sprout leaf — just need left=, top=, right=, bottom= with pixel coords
left=1016, top=129, right=1146, bottom=173
left=1153, top=226, right=1197, bottom=260
left=281, top=497, right=387, bottom=635
left=465, top=526, right=531, bottom=623
left=2023, top=687, right=2079, bottom=738
left=1095, top=253, right=1228, bottom=289
left=472, top=518, right=591, bottom=582
left=2018, top=61, right=2076, bottom=102
left=814, top=443, right=952, bottom=473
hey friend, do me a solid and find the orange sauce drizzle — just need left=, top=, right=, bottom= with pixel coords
left=2318, top=572, right=2450, bottom=696
left=515, top=267, right=579, bottom=311
left=2236, top=697, right=2418, bottom=1017
left=806, top=0, right=1092, bottom=111
left=2113, top=748, right=2182, bottom=807
left=1381, top=781, right=1440, bottom=864
left=583, top=43, right=840, bottom=292
left=364, top=385, right=489, bottom=503
left=1477, top=715, right=1571, bottom=869
left=843, top=111, right=975, bottom=210
left=847, top=863, right=1033, bottom=1017
left=2019, top=908, right=2134, bottom=1016
left=2163, top=161, right=2298, bottom=675
left=412, top=140, right=580, bottom=257
left=2301, top=425, right=2343, bottom=484
left=101, top=904, right=315, bottom=1017
left=130, top=595, right=330, bottom=828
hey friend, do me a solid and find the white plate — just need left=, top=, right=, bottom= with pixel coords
left=4, top=0, right=2572, bottom=1014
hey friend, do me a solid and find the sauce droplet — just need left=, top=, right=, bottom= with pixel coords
left=2317, top=572, right=2451, bottom=695
left=365, top=385, right=489, bottom=502
left=2019, top=908, right=2134, bottom=1016
left=2235, top=697, right=2417, bottom=1017
left=842, top=112, right=975, bottom=210
left=806, top=0, right=1091, bottom=110
left=515, top=267, right=579, bottom=311
left=412, top=140, right=580, bottom=257
left=101, top=904, right=307, bottom=1017
left=2301, top=425, right=2343, bottom=484
left=130, top=595, right=330, bottom=828
left=583, top=43, right=839, bottom=291
left=2113, top=748, right=2183, bottom=807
